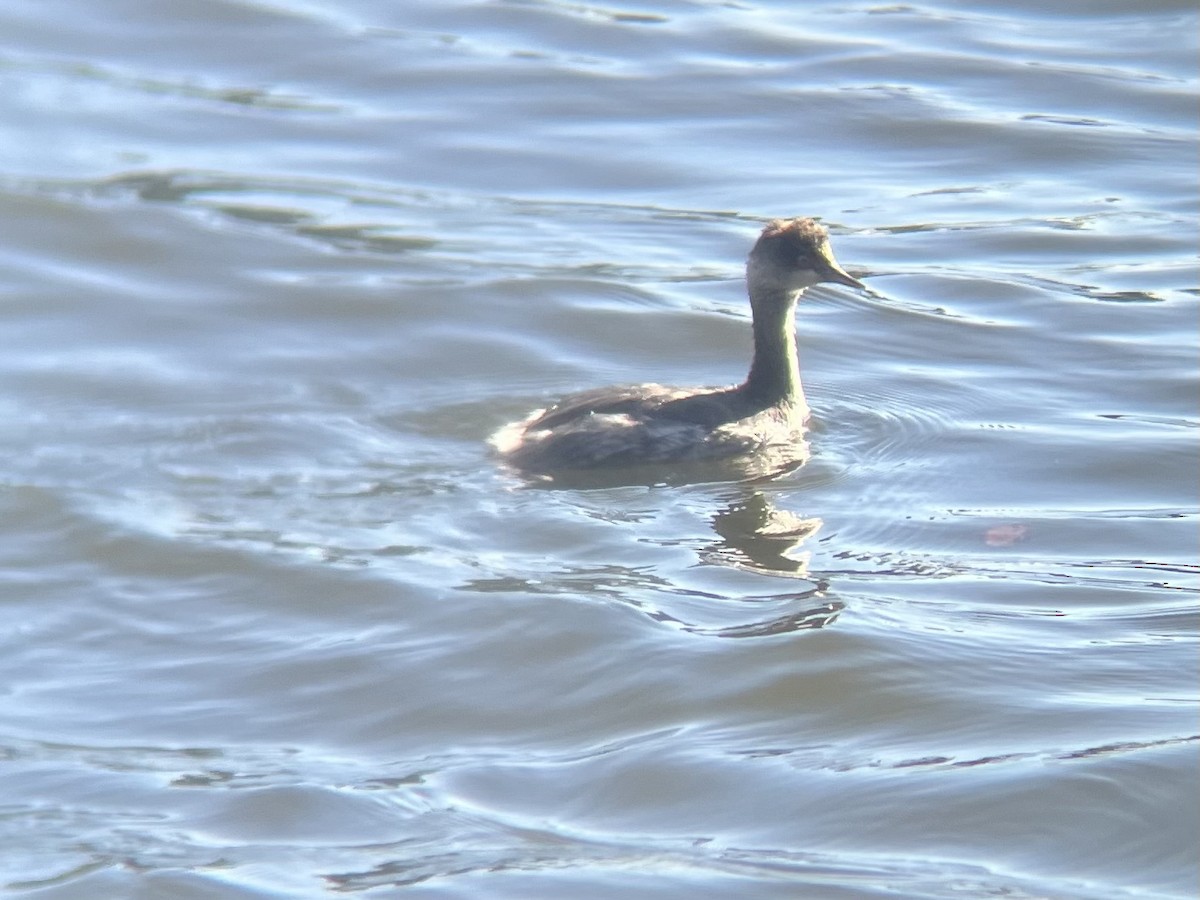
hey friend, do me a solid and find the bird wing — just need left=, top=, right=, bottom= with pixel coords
left=526, top=384, right=689, bottom=431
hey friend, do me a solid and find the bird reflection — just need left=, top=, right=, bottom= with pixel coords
left=679, top=490, right=842, bottom=638
left=491, top=472, right=843, bottom=638
left=702, top=490, right=823, bottom=577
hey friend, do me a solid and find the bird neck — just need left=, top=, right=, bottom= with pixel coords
left=743, top=288, right=805, bottom=409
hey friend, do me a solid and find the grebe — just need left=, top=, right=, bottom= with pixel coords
left=492, top=217, right=866, bottom=476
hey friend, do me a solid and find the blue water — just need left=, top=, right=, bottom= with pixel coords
left=0, top=1, right=1196, bottom=897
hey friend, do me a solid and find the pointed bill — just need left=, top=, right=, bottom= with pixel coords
left=816, top=243, right=866, bottom=290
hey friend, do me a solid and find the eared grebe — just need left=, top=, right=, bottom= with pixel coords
left=492, top=217, right=866, bottom=476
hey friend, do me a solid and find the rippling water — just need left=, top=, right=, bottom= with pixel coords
left=1, top=1, right=1196, bottom=897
